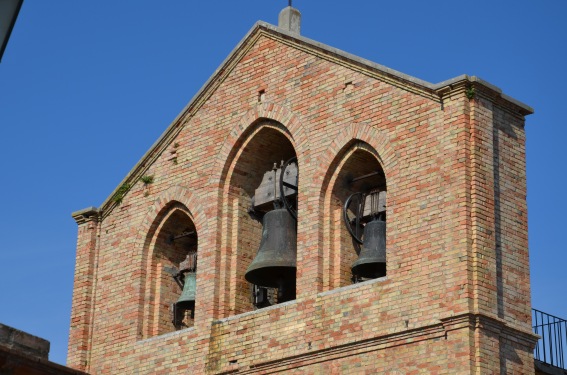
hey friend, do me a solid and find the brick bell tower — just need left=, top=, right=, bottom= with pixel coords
left=68, top=5, right=538, bottom=374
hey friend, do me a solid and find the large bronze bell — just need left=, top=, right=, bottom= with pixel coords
left=352, top=217, right=386, bottom=279
left=245, top=208, right=297, bottom=301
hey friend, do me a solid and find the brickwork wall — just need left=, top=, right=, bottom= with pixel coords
left=68, top=210, right=99, bottom=370
left=68, top=26, right=536, bottom=374
left=492, top=105, right=531, bottom=328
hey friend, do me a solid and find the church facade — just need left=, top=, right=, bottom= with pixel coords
left=67, top=7, right=537, bottom=374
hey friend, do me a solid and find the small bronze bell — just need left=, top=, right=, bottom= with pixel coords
left=175, top=272, right=196, bottom=311
left=172, top=252, right=197, bottom=328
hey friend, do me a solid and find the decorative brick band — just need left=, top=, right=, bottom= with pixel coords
left=213, top=312, right=538, bottom=374
left=218, top=319, right=445, bottom=374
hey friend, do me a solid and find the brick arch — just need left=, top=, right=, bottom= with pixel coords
left=132, top=184, right=211, bottom=276
left=132, top=185, right=211, bottom=338
left=313, top=123, right=396, bottom=191
left=208, top=101, right=310, bottom=187
left=206, top=102, right=309, bottom=317
left=134, top=185, right=210, bottom=250
left=303, top=122, right=397, bottom=292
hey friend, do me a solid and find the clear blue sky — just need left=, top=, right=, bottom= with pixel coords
left=0, top=1, right=565, bottom=366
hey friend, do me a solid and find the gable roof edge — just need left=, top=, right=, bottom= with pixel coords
left=96, top=22, right=267, bottom=218
left=92, top=20, right=533, bottom=219
left=257, top=22, right=532, bottom=115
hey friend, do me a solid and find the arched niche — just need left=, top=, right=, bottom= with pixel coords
left=323, top=141, right=386, bottom=289
left=220, top=119, right=298, bottom=316
left=142, top=202, right=198, bottom=337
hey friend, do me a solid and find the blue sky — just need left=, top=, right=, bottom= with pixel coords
left=0, top=1, right=565, bottom=366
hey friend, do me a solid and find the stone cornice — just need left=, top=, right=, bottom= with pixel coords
left=434, top=76, right=533, bottom=120
left=441, top=313, right=539, bottom=349
left=71, top=206, right=99, bottom=225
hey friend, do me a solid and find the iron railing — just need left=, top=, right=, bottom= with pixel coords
left=533, top=308, right=567, bottom=369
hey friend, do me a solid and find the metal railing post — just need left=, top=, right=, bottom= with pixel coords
left=533, top=308, right=567, bottom=369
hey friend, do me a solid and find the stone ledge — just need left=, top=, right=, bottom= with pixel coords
left=0, top=344, right=88, bottom=374
left=0, top=323, right=49, bottom=359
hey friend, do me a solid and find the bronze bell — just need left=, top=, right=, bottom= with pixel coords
left=352, top=217, right=386, bottom=279
left=175, top=272, right=196, bottom=311
left=172, top=252, right=197, bottom=327
left=245, top=208, right=297, bottom=301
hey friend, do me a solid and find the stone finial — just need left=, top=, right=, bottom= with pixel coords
left=278, top=6, right=301, bottom=34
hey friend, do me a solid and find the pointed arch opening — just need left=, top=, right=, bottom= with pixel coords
left=142, top=202, right=198, bottom=338
left=219, top=119, right=298, bottom=317
left=323, top=141, right=387, bottom=290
